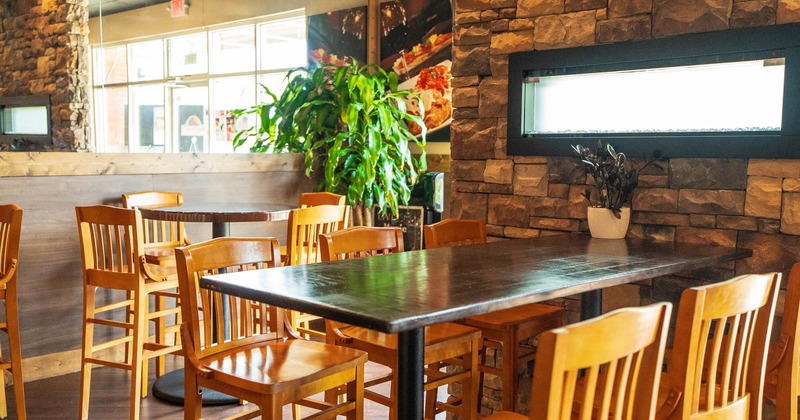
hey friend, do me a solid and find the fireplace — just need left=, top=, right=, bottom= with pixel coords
left=0, top=95, right=51, bottom=150
left=507, top=23, right=800, bottom=159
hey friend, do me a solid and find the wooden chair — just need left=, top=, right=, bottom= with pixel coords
left=657, top=272, right=781, bottom=420
left=320, top=226, right=482, bottom=420
left=76, top=205, right=183, bottom=420
left=764, top=263, right=800, bottom=419
left=122, top=191, right=185, bottom=379
left=484, top=302, right=672, bottom=420
left=299, top=191, right=346, bottom=207
left=175, top=236, right=367, bottom=419
left=284, top=204, right=349, bottom=339
left=424, top=218, right=565, bottom=413
left=0, top=205, right=25, bottom=420
left=121, top=191, right=189, bottom=266
left=122, top=191, right=189, bottom=377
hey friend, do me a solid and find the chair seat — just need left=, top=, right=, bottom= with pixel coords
left=339, top=322, right=479, bottom=350
left=141, top=262, right=178, bottom=283
left=205, top=339, right=367, bottom=394
left=143, top=245, right=178, bottom=265
left=338, top=322, right=480, bottom=368
left=463, top=303, right=564, bottom=330
left=484, top=411, right=526, bottom=419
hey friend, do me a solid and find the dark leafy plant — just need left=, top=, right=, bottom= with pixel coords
left=572, top=140, right=658, bottom=218
left=231, top=61, right=427, bottom=224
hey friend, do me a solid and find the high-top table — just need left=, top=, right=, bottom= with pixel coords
left=200, top=234, right=752, bottom=419
left=139, top=202, right=293, bottom=405
left=138, top=202, right=293, bottom=238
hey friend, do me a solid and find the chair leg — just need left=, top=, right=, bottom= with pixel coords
left=424, top=368, right=438, bottom=419
left=477, top=338, right=489, bottom=415
left=345, top=364, right=364, bottom=420
left=463, top=335, right=481, bottom=420
left=261, top=395, right=282, bottom=419
left=389, top=369, right=398, bottom=420
left=79, top=285, right=97, bottom=420
left=141, top=358, right=149, bottom=399
left=0, top=337, right=7, bottom=419
left=500, top=330, right=517, bottom=412
left=183, top=367, right=201, bottom=420
left=6, top=285, right=26, bottom=420
left=129, top=291, right=146, bottom=420
left=156, top=294, right=167, bottom=377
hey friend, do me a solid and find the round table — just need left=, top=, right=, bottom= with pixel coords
left=139, top=202, right=294, bottom=405
left=139, top=202, right=293, bottom=238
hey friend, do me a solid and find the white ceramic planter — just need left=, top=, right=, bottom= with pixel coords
left=587, top=207, right=631, bottom=239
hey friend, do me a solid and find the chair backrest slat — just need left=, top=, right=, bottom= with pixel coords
left=285, top=204, right=348, bottom=266
left=667, top=273, right=780, bottom=420
left=529, top=302, right=672, bottom=420
left=122, top=191, right=187, bottom=248
left=764, top=263, right=800, bottom=419
left=175, top=237, right=283, bottom=359
left=424, top=219, right=487, bottom=249
left=0, top=204, right=22, bottom=285
left=319, top=226, right=405, bottom=262
left=76, top=205, right=143, bottom=277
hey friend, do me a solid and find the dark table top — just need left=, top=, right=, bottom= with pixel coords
left=200, top=234, right=752, bottom=333
left=139, top=203, right=293, bottom=223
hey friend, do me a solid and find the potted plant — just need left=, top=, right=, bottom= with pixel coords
left=232, top=61, right=427, bottom=226
left=572, top=141, right=650, bottom=239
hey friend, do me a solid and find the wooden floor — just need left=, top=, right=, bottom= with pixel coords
left=0, top=355, right=402, bottom=419
left=0, top=356, right=780, bottom=419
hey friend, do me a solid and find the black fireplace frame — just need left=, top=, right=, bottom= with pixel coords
left=507, top=23, right=800, bottom=158
left=0, top=95, right=51, bottom=149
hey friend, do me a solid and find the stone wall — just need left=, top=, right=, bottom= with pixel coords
left=450, top=0, right=800, bottom=415
left=0, top=0, right=90, bottom=151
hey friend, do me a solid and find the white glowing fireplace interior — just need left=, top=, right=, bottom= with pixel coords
left=0, top=95, right=51, bottom=146
left=523, top=59, right=786, bottom=135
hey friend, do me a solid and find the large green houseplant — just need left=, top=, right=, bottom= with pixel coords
left=232, top=61, right=427, bottom=225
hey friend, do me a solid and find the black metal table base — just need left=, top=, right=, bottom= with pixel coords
left=581, top=289, right=603, bottom=320
left=153, top=222, right=236, bottom=405
left=397, top=328, right=425, bottom=419
left=152, top=368, right=239, bottom=406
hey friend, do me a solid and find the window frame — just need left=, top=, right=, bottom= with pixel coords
left=507, top=23, right=800, bottom=158
left=90, top=13, right=306, bottom=154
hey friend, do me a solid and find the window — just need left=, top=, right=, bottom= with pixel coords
left=91, top=14, right=307, bottom=153
left=508, top=23, right=800, bottom=158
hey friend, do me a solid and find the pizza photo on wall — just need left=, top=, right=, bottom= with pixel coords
left=400, top=60, right=452, bottom=137
left=380, top=0, right=452, bottom=80
left=381, top=0, right=453, bottom=141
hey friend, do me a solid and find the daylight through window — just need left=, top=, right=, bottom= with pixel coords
left=91, top=14, right=306, bottom=153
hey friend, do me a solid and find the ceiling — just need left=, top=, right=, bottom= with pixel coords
left=87, top=0, right=166, bottom=18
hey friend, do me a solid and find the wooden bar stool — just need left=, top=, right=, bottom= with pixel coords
left=484, top=302, right=672, bottom=420
left=320, top=226, right=481, bottom=420
left=0, top=204, right=25, bottom=420
left=284, top=204, right=348, bottom=339
left=76, top=205, right=182, bottom=420
left=424, top=218, right=565, bottom=413
left=122, top=191, right=189, bottom=266
left=175, top=236, right=367, bottom=419
left=122, top=191, right=186, bottom=379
